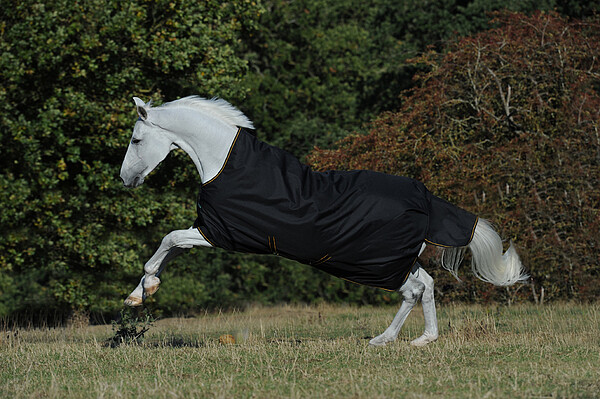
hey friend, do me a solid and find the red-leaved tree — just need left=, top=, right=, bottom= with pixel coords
left=308, top=11, right=600, bottom=303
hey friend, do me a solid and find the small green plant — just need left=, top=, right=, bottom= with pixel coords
left=106, top=308, right=155, bottom=348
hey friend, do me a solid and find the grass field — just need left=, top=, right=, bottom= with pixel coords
left=1, top=302, right=599, bottom=398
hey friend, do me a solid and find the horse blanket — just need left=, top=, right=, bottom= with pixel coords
left=194, top=128, right=477, bottom=291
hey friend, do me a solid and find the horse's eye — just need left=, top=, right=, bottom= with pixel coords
left=132, top=138, right=141, bottom=144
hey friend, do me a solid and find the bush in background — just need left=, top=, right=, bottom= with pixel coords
left=308, top=12, right=600, bottom=303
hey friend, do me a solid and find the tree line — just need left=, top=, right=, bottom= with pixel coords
left=1, top=0, right=598, bottom=323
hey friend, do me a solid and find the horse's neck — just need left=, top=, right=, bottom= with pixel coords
left=158, top=109, right=239, bottom=183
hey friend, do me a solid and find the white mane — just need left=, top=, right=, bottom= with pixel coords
left=159, top=95, right=254, bottom=129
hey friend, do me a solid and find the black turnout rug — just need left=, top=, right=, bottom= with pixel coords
left=194, top=128, right=477, bottom=291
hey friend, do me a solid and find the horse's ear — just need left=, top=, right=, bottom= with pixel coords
left=133, top=97, right=148, bottom=121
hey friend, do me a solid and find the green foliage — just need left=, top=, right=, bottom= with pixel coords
left=106, top=307, right=155, bottom=347
left=242, top=0, right=412, bottom=157
left=309, top=11, right=600, bottom=302
left=0, top=0, right=263, bottom=319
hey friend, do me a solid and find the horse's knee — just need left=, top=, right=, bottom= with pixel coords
left=144, top=231, right=183, bottom=274
left=401, top=279, right=425, bottom=304
left=408, top=287, right=424, bottom=303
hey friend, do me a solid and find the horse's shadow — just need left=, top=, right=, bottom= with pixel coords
left=149, top=335, right=205, bottom=348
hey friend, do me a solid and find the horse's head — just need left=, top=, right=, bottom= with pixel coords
left=120, top=97, right=178, bottom=188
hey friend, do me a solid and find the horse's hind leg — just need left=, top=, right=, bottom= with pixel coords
left=409, top=266, right=438, bottom=346
left=369, top=264, right=425, bottom=346
left=124, top=227, right=211, bottom=307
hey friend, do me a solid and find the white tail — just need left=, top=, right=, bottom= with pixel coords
left=441, top=218, right=528, bottom=286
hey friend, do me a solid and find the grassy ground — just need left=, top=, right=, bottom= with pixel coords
left=1, top=302, right=598, bottom=398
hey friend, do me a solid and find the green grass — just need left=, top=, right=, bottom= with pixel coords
left=1, top=303, right=599, bottom=398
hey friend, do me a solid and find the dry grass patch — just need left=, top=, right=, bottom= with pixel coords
left=1, top=303, right=599, bottom=398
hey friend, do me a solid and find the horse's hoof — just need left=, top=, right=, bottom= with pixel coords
left=410, top=333, right=438, bottom=347
left=124, top=296, right=143, bottom=307
left=369, top=334, right=392, bottom=347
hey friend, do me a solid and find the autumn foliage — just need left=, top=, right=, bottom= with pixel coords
left=308, top=12, right=600, bottom=302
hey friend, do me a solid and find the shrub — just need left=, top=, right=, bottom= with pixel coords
left=308, top=12, right=600, bottom=302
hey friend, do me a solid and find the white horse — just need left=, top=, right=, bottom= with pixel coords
left=120, top=96, right=527, bottom=347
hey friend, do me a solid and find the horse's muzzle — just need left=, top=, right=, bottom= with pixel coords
left=121, top=174, right=144, bottom=188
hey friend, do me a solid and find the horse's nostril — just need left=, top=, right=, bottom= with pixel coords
left=121, top=175, right=137, bottom=188
left=124, top=176, right=143, bottom=188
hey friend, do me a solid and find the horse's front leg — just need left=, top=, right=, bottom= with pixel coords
left=124, top=227, right=211, bottom=307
